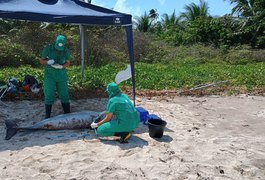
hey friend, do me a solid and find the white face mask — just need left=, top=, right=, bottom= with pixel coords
left=58, top=43, right=63, bottom=47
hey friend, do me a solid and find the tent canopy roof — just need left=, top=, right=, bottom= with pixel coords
left=0, top=0, right=132, bottom=26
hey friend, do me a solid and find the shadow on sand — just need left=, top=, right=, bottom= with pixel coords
left=0, top=129, right=97, bottom=151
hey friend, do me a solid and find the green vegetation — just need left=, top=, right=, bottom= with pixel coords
left=136, top=0, right=265, bottom=48
left=1, top=55, right=265, bottom=94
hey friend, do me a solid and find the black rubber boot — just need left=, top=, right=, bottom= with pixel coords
left=62, top=103, right=70, bottom=114
left=45, top=104, right=52, bottom=119
left=119, top=132, right=132, bottom=143
left=114, top=132, right=132, bottom=144
left=114, top=132, right=121, bottom=137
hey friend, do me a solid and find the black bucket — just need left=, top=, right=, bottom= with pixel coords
left=147, top=119, right=167, bottom=138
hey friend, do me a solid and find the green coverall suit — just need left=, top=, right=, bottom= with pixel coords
left=97, top=82, right=140, bottom=137
left=41, top=36, right=71, bottom=118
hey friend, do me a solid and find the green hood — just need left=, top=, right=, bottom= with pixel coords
left=54, top=35, right=66, bottom=51
left=106, top=82, right=121, bottom=98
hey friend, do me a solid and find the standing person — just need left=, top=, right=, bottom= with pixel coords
left=91, top=82, right=140, bottom=143
left=39, top=35, right=71, bottom=118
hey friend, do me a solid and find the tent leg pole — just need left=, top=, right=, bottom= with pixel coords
left=125, top=26, right=136, bottom=106
left=79, top=24, right=85, bottom=80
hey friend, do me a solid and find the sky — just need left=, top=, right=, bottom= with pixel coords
left=92, top=0, right=234, bottom=19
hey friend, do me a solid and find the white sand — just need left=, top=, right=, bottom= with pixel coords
left=0, top=95, right=265, bottom=179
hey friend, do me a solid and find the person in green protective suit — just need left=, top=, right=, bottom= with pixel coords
left=91, top=82, right=140, bottom=143
left=39, top=35, right=71, bottom=118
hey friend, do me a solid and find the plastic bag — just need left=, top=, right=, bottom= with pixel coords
left=115, top=64, right=132, bottom=84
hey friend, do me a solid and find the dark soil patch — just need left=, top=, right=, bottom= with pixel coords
left=2, top=86, right=265, bottom=102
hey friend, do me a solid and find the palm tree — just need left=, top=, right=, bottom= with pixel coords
left=161, top=11, right=182, bottom=30
left=134, top=12, right=153, bottom=32
left=149, top=9, right=159, bottom=23
left=227, top=0, right=255, bottom=17
left=181, top=0, right=209, bottom=21
left=225, top=0, right=265, bottom=47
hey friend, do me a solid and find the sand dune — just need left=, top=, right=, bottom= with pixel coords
left=0, top=95, right=265, bottom=179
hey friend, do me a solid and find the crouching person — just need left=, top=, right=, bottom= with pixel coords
left=91, top=82, right=140, bottom=143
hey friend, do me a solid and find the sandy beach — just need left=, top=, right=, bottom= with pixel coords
left=0, top=94, right=265, bottom=179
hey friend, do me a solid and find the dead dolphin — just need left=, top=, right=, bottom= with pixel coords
left=5, top=111, right=100, bottom=140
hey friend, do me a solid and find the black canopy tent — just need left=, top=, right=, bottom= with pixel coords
left=0, top=0, right=136, bottom=104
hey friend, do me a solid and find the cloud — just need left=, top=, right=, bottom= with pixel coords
left=157, top=0, right=166, bottom=5
left=114, top=0, right=141, bottom=17
left=92, top=0, right=141, bottom=17
left=91, top=0, right=107, bottom=8
left=114, top=0, right=131, bottom=13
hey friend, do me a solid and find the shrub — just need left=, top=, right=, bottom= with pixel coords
left=257, top=36, right=265, bottom=48
left=0, top=39, right=38, bottom=67
left=13, top=23, right=54, bottom=56
left=224, top=46, right=265, bottom=64
left=85, top=29, right=167, bottom=65
left=134, top=32, right=168, bottom=63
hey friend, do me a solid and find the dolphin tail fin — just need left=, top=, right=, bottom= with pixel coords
left=5, top=120, right=18, bottom=140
